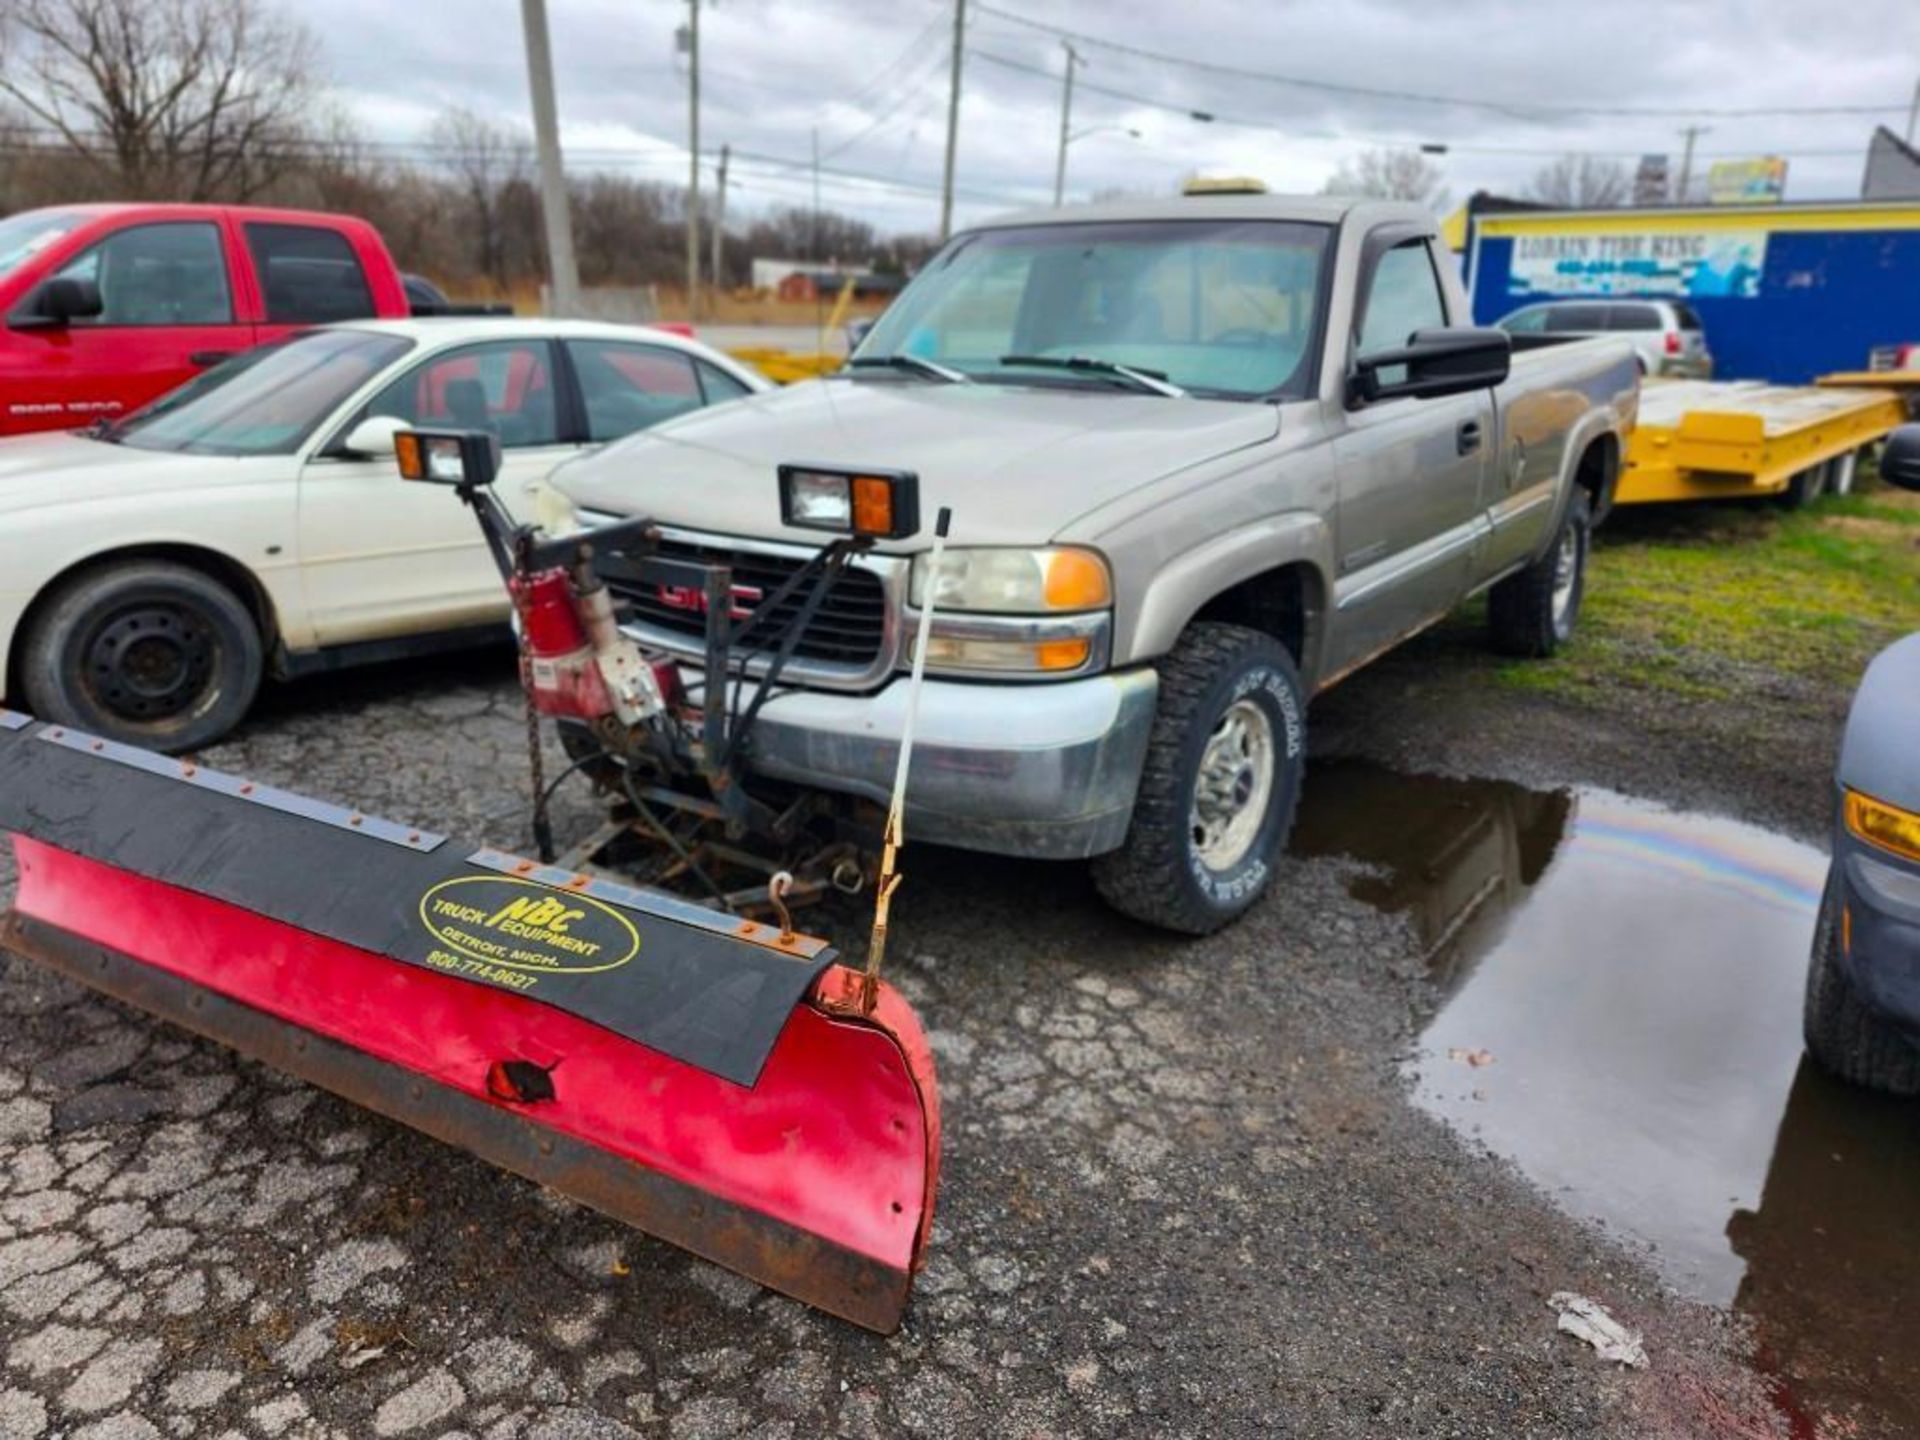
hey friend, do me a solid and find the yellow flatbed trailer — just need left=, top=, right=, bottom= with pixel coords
left=1617, top=378, right=1909, bottom=506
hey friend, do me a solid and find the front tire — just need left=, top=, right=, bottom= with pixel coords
left=1091, top=623, right=1306, bottom=935
left=1488, top=489, right=1591, bottom=658
left=1803, top=880, right=1920, bottom=1096
left=20, top=560, right=264, bottom=753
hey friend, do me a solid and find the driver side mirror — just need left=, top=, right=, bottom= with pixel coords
left=342, top=414, right=408, bottom=459
left=12, top=276, right=104, bottom=330
left=1349, top=326, right=1512, bottom=407
left=1880, top=423, right=1920, bottom=492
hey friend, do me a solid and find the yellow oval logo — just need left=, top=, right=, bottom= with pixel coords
left=419, top=875, right=640, bottom=976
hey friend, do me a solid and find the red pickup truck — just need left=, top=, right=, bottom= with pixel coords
left=0, top=203, right=411, bottom=437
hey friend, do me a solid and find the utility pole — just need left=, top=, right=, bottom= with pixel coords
left=684, top=0, right=701, bottom=323
left=1675, top=124, right=1709, bottom=205
left=710, top=143, right=729, bottom=294
left=811, top=127, right=822, bottom=260
left=518, top=0, right=579, bottom=315
left=1052, top=41, right=1082, bottom=207
left=938, top=0, right=966, bottom=240
left=1908, top=75, right=1919, bottom=145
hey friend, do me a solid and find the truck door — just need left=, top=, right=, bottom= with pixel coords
left=4, top=219, right=246, bottom=430
left=1328, top=235, right=1492, bottom=671
left=297, top=339, right=579, bottom=645
left=241, top=221, right=382, bottom=341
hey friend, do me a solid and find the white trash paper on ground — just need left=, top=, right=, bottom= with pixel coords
left=1549, top=1291, right=1649, bottom=1369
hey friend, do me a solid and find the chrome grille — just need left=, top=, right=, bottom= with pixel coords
left=601, top=529, right=901, bottom=687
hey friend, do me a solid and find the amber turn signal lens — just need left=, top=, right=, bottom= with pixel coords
left=1845, top=788, right=1920, bottom=865
left=394, top=431, right=423, bottom=480
left=1034, top=638, right=1093, bottom=670
left=851, top=476, right=895, bottom=537
left=1043, top=550, right=1113, bottom=610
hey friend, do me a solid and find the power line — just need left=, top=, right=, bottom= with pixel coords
left=970, top=2, right=1911, bottom=121
left=967, top=49, right=1880, bottom=163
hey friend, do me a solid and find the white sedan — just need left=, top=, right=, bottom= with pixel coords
left=0, top=317, right=771, bottom=750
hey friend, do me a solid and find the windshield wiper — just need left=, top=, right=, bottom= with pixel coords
left=847, top=352, right=973, bottom=384
left=82, top=416, right=122, bottom=444
left=996, top=354, right=1187, bottom=398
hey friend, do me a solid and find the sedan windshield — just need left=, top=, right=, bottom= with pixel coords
left=0, top=208, right=86, bottom=275
left=854, top=219, right=1331, bottom=399
left=113, top=330, right=413, bottom=457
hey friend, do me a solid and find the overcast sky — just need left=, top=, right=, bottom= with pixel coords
left=315, top=0, right=1920, bottom=234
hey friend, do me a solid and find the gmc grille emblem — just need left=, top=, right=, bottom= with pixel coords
left=656, top=582, right=764, bottom=621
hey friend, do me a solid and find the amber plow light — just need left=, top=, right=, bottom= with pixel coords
left=779, top=466, right=921, bottom=540
left=1846, top=788, right=1920, bottom=865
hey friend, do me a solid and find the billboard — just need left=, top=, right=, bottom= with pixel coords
left=1707, top=157, right=1788, bottom=205
left=1507, top=230, right=1767, bottom=299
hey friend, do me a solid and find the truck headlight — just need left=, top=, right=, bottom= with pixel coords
left=1846, top=788, right=1920, bottom=865
left=910, top=547, right=1112, bottom=613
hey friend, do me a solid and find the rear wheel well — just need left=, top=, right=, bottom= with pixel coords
left=1190, top=562, right=1322, bottom=674
left=7, top=545, right=277, bottom=701
left=1574, top=432, right=1620, bottom=524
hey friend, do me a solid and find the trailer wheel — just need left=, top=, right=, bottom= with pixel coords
left=1090, top=623, right=1305, bottom=935
left=1779, top=462, right=1828, bottom=509
left=21, top=560, right=263, bottom=754
left=1488, top=489, right=1591, bottom=658
left=1803, top=878, right=1920, bottom=1096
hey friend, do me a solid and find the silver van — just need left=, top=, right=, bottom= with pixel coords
left=1497, top=299, right=1711, bottom=378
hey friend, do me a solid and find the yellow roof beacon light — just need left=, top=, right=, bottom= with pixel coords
left=1182, top=176, right=1269, bottom=197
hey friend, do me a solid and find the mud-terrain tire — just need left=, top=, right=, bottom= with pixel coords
left=1488, top=489, right=1591, bottom=658
left=21, top=560, right=263, bottom=753
left=1091, top=622, right=1306, bottom=935
left=1803, top=879, right=1920, bottom=1096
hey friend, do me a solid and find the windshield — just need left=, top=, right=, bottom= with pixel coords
left=114, top=330, right=413, bottom=456
left=0, top=208, right=86, bottom=275
left=855, top=219, right=1331, bottom=399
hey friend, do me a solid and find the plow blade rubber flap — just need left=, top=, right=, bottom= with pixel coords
left=0, top=713, right=939, bottom=1333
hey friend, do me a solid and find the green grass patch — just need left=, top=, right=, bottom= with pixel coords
left=1491, top=481, right=1919, bottom=709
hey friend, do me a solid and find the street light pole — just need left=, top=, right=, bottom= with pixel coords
left=1052, top=41, right=1081, bottom=207
left=938, top=0, right=966, bottom=239
left=685, top=0, right=701, bottom=323
left=518, top=0, right=579, bottom=316
left=1908, top=75, right=1919, bottom=145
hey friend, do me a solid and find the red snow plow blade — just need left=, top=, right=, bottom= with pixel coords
left=0, top=710, right=938, bottom=1333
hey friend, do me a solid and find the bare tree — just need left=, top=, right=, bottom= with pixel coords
left=429, top=107, right=537, bottom=289
left=0, top=0, right=320, bottom=200
left=1526, top=154, right=1630, bottom=208
left=1321, top=148, right=1449, bottom=210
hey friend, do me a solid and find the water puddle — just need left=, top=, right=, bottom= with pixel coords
left=1292, top=760, right=1920, bottom=1432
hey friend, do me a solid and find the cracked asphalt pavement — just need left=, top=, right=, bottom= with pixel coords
left=0, top=639, right=1809, bottom=1439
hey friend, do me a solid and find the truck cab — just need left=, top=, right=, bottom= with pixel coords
left=0, top=203, right=411, bottom=437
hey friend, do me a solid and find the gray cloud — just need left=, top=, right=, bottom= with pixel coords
left=310, top=0, right=1920, bottom=233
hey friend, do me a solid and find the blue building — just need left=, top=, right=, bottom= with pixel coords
left=1464, top=201, right=1920, bottom=384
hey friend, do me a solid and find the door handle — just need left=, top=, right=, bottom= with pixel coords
left=189, top=349, right=237, bottom=367
left=1456, top=420, right=1483, bottom=456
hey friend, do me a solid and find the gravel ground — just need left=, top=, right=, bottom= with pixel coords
left=0, top=623, right=1828, bottom=1440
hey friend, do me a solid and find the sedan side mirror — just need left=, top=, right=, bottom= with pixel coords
left=1880, top=423, right=1920, bottom=492
left=341, top=414, right=408, bottom=459
left=12, top=276, right=104, bottom=330
left=1350, top=326, right=1512, bottom=406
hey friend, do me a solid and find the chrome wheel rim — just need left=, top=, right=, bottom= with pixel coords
left=1191, top=698, right=1275, bottom=872
left=1550, top=526, right=1581, bottom=630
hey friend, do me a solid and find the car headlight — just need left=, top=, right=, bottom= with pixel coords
left=910, top=547, right=1111, bottom=613
left=1846, top=788, right=1920, bottom=865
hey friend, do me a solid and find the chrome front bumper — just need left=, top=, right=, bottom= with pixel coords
left=740, top=667, right=1158, bottom=859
